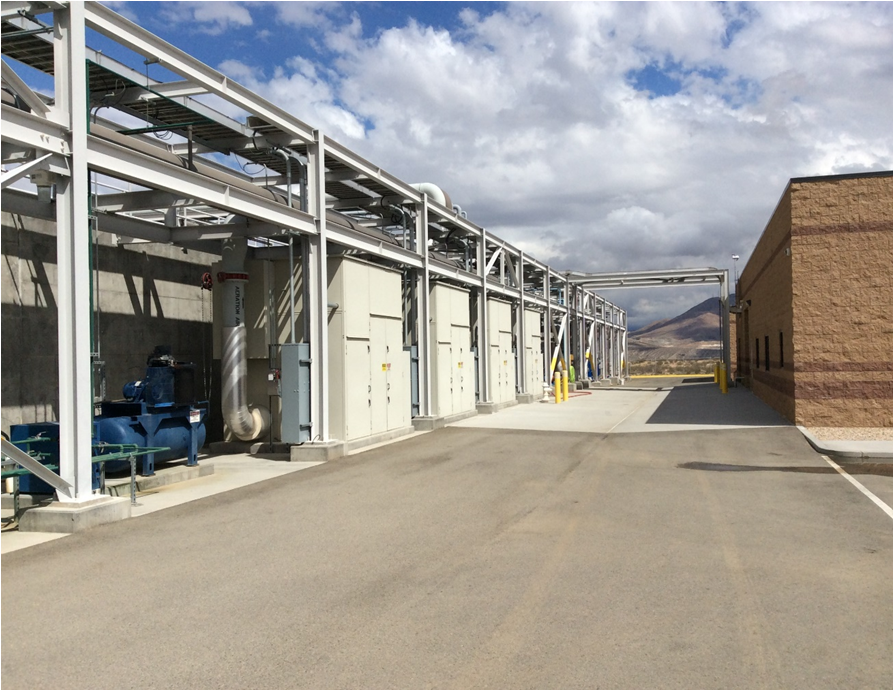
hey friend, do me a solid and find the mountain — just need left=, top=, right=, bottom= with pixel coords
left=628, top=297, right=728, bottom=361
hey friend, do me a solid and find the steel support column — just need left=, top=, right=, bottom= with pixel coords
left=477, top=230, right=490, bottom=403
left=720, top=270, right=731, bottom=383
left=416, top=197, right=432, bottom=416
left=562, top=277, right=570, bottom=376
left=306, top=131, right=329, bottom=441
left=515, top=253, right=526, bottom=394
left=621, top=310, right=630, bottom=379
left=53, top=3, right=92, bottom=501
left=543, top=270, right=552, bottom=383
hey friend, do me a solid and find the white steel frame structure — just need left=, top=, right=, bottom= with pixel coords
left=567, top=268, right=732, bottom=382
left=1, top=2, right=628, bottom=502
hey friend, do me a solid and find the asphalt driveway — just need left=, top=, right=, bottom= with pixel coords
left=2, top=390, right=891, bottom=689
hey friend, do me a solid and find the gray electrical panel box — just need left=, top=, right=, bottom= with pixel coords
left=281, top=342, right=311, bottom=444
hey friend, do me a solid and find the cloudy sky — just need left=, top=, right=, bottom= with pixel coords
left=100, top=1, right=892, bottom=328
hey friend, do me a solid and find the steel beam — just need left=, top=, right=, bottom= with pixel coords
left=84, top=4, right=316, bottom=143
left=86, top=135, right=317, bottom=234
left=1, top=59, right=51, bottom=115
left=1, top=104, right=69, bottom=155
left=1, top=440, right=72, bottom=495
left=326, top=223, right=423, bottom=270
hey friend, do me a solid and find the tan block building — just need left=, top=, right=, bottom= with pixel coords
left=735, top=171, right=892, bottom=428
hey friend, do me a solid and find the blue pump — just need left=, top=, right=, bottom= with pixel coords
left=97, top=346, right=208, bottom=475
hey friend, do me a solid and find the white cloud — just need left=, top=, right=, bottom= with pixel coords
left=101, top=1, right=141, bottom=24
left=276, top=2, right=342, bottom=29
left=160, top=1, right=253, bottom=36
left=109, top=1, right=894, bottom=322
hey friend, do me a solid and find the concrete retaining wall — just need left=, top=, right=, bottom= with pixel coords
left=1, top=211, right=219, bottom=433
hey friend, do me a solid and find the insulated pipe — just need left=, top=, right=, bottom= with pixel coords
left=220, top=238, right=271, bottom=441
left=410, top=183, right=452, bottom=210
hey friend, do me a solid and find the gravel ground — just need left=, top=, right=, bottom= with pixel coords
left=806, top=427, right=893, bottom=441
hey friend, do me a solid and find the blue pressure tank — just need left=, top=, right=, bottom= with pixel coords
left=94, top=411, right=207, bottom=471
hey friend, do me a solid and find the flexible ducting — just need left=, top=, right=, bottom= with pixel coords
left=220, top=238, right=270, bottom=441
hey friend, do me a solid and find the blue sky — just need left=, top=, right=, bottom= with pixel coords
left=72, top=2, right=894, bottom=325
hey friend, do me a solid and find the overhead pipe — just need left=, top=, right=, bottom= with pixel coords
left=220, top=237, right=271, bottom=441
left=410, top=182, right=452, bottom=210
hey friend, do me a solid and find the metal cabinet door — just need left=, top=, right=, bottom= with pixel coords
left=387, top=323, right=411, bottom=430
left=369, top=317, right=389, bottom=435
left=452, top=325, right=472, bottom=413
left=344, top=338, right=372, bottom=441
left=500, top=330, right=515, bottom=402
left=435, top=342, right=453, bottom=417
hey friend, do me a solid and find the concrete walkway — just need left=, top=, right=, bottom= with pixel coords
left=455, top=379, right=792, bottom=436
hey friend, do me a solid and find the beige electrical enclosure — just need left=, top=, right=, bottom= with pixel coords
left=430, top=283, right=475, bottom=417
left=328, top=256, right=411, bottom=442
left=524, top=309, right=544, bottom=397
left=486, top=298, right=516, bottom=404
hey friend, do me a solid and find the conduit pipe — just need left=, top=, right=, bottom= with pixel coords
left=272, top=147, right=298, bottom=344
left=220, top=237, right=271, bottom=441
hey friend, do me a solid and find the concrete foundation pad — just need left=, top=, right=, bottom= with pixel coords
left=413, top=410, right=478, bottom=431
left=476, top=399, right=520, bottom=415
left=18, top=495, right=130, bottom=534
left=290, top=426, right=419, bottom=462
left=344, top=427, right=416, bottom=453
left=290, top=441, right=345, bottom=463
left=412, top=416, right=443, bottom=431
left=516, top=393, right=536, bottom=404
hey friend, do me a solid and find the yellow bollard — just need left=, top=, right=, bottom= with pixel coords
left=554, top=372, right=562, bottom=404
left=713, top=361, right=719, bottom=384
left=562, top=370, right=569, bottom=402
left=720, top=364, right=728, bottom=394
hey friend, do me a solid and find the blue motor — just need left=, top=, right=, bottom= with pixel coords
left=97, top=346, right=207, bottom=475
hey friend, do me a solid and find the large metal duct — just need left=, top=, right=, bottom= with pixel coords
left=220, top=238, right=270, bottom=441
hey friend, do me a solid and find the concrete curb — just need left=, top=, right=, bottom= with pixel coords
left=797, top=426, right=893, bottom=461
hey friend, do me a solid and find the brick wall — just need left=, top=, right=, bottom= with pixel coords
left=737, top=172, right=892, bottom=427
left=789, top=174, right=893, bottom=427
left=736, top=186, right=796, bottom=421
